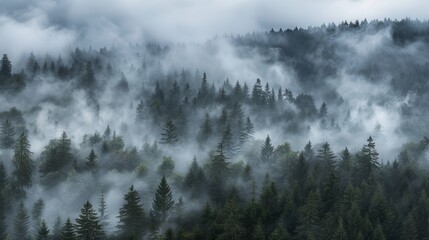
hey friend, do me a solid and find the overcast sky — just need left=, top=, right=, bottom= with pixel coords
left=1, top=0, right=429, bottom=59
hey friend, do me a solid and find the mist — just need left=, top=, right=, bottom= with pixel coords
left=1, top=1, right=429, bottom=240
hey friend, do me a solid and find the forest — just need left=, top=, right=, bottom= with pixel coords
left=1, top=18, right=429, bottom=240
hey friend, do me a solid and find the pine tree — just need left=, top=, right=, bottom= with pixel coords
left=319, top=102, right=328, bottom=118
left=260, top=135, right=274, bottom=164
left=14, top=202, right=31, bottom=240
left=52, top=216, right=63, bottom=240
left=1, top=119, right=16, bottom=149
left=295, top=191, right=322, bottom=240
left=183, top=156, right=205, bottom=197
left=252, top=221, right=266, bottom=240
left=217, top=200, right=244, bottom=240
left=61, top=218, right=76, bottom=240
left=197, top=113, right=213, bottom=143
left=152, top=176, right=175, bottom=223
left=0, top=54, right=12, bottom=78
left=75, top=201, right=103, bottom=240
left=85, top=149, right=97, bottom=172
left=12, top=133, right=33, bottom=189
left=0, top=191, right=6, bottom=240
left=37, top=220, right=50, bottom=240
left=338, top=147, right=352, bottom=172
left=317, top=142, right=336, bottom=172
left=117, top=185, right=146, bottom=239
left=252, top=79, right=264, bottom=106
left=103, top=125, right=111, bottom=140
left=32, top=199, right=45, bottom=237
left=98, top=193, right=109, bottom=230
left=136, top=100, right=147, bottom=123
left=240, top=116, right=254, bottom=143
left=221, top=124, right=235, bottom=156
left=357, top=136, right=380, bottom=182
left=304, top=141, right=314, bottom=161
left=160, top=120, right=178, bottom=144
left=400, top=213, right=418, bottom=240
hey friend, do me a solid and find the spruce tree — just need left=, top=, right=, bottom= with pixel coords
left=117, top=185, right=146, bottom=238
left=357, top=136, right=380, bottom=182
left=36, top=220, right=50, bottom=240
left=32, top=198, right=45, bottom=237
left=183, top=156, right=205, bottom=197
left=136, top=100, right=147, bottom=123
left=152, top=176, right=175, bottom=223
left=75, top=201, right=103, bottom=240
left=260, top=135, right=274, bottom=164
left=61, top=218, right=76, bottom=240
left=197, top=113, right=213, bottom=143
left=317, top=142, right=336, bottom=172
left=14, top=202, right=31, bottom=240
left=85, top=149, right=97, bottom=172
left=12, top=133, right=33, bottom=189
left=1, top=119, right=16, bottom=149
left=295, top=191, right=322, bottom=240
left=400, top=213, right=418, bottom=240
left=52, top=216, right=63, bottom=240
left=98, top=193, right=109, bottom=230
left=0, top=54, right=12, bottom=78
left=160, top=120, right=178, bottom=144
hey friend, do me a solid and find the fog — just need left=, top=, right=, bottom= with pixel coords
left=1, top=1, right=429, bottom=240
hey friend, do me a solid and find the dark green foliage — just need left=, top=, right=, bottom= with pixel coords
left=86, top=149, right=98, bottom=172
left=12, top=133, right=33, bottom=189
left=356, top=136, right=380, bottom=183
left=183, top=156, right=205, bottom=197
left=197, top=113, right=213, bottom=144
left=157, top=156, right=175, bottom=177
left=61, top=218, right=76, bottom=240
left=98, top=193, right=109, bottom=230
left=40, top=132, right=73, bottom=176
left=32, top=198, right=45, bottom=236
left=136, top=100, right=147, bottom=123
left=1, top=54, right=12, bottom=78
left=37, top=220, right=50, bottom=240
left=14, top=202, right=31, bottom=240
left=75, top=201, right=104, bottom=240
left=400, top=213, right=418, bottom=240
left=1, top=119, right=15, bottom=149
left=295, top=191, right=322, bottom=240
left=261, top=135, right=274, bottom=164
left=152, top=175, right=175, bottom=223
left=160, top=120, right=178, bottom=144
left=117, top=185, right=146, bottom=239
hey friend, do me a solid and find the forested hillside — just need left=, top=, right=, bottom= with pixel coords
left=1, top=19, right=429, bottom=239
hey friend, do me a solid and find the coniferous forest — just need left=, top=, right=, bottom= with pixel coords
left=3, top=16, right=429, bottom=240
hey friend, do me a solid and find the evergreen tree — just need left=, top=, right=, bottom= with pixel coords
left=98, top=193, right=109, bottom=230
left=157, top=157, right=175, bottom=177
left=295, top=191, right=322, bottom=240
left=32, top=198, right=45, bottom=237
left=304, top=141, right=314, bottom=161
left=160, top=120, right=178, bottom=144
left=221, top=124, right=235, bottom=156
left=183, top=156, right=205, bottom=197
left=317, top=142, right=336, bottom=172
left=197, top=113, right=213, bottom=143
left=12, top=133, right=33, bottom=189
left=0, top=191, right=6, bottom=240
left=1, top=119, right=16, bottom=149
left=85, top=149, right=97, bottom=172
left=319, top=102, right=328, bottom=118
left=357, top=136, right=380, bottom=182
left=61, top=218, right=76, bottom=240
left=136, top=100, right=147, bottom=123
left=260, top=135, right=274, bottom=164
left=252, top=221, right=266, bottom=240
left=117, top=185, right=146, bottom=239
left=52, top=216, right=63, bottom=240
left=103, top=125, right=111, bottom=140
left=75, top=201, right=103, bottom=240
left=152, top=176, right=175, bottom=223
left=37, top=220, right=50, bottom=240
left=252, top=79, right=264, bottom=106
left=400, top=213, right=418, bottom=240
left=338, top=147, right=352, bottom=172
left=0, top=54, right=12, bottom=78
left=14, top=202, right=31, bottom=240
left=240, top=116, right=254, bottom=143
left=217, top=200, right=244, bottom=240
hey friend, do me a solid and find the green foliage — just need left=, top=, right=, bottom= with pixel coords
left=152, top=176, right=175, bottom=223
left=61, top=218, right=76, bottom=240
left=12, top=133, right=33, bottom=190
left=14, top=202, right=31, bottom=240
left=75, top=201, right=104, bottom=240
left=117, top=185, right=146, bottom=239
left=0, top=119, right=15, bottom=149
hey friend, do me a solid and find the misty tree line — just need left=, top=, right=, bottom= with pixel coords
left=2, top=18, right=429, bottom=240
